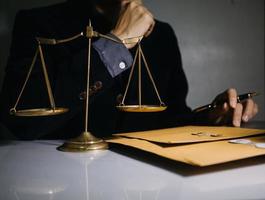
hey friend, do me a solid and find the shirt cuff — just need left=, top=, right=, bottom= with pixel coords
left=92, top=34, right=133, bottom=78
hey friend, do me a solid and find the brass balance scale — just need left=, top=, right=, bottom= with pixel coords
left=9, top=21, right=167, bottom=152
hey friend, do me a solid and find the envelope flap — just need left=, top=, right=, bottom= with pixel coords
left=114, top=126, right=265, bottom=144
left=107, top=135, right=265, bottom=166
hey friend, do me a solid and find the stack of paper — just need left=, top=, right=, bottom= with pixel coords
left=107, top=126, right=265, bottom=167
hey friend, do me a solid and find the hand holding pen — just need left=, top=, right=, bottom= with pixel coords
left=193, top=88, right=259, bottom=127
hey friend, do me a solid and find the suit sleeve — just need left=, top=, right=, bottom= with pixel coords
left=92, top=34, right=133, bottom=77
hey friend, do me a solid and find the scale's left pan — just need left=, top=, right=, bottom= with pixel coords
left=10, top=107, right=68, bottom=117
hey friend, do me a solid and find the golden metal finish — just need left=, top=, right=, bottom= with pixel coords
left=36, top=38, right=57, bottom=45
left=117, top=42, right=167, bottom=112
left=58, top=21, right=108, bottom=152
left=10, top=43, right=68, bottom=117
left=10, top=108, right=68, bottom=117
left=11, top=48, right=39, bottom=111
left=57, top=131, right=108, bottom=152
left=116, top=105, right=167, bottom=112
left=98, top=33, right=143, bottom=44
left=11, top=20, right=148, bottom=117
left=38, top=43, right=56, bottom=109
left=36, top=33, right=83, bottom=45
left=11, top=19, right=165, bottom=152
left=122, top=36, right=143, bottom=44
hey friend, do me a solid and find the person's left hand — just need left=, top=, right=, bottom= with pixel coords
left=207, top=88, right=258, bottom=127
left=111, top=0, right=155, bottom=49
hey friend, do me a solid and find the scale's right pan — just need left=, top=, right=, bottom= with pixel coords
left=116, top=105, right=167, bottom=112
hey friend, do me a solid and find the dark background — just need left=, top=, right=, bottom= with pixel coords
left=0, top=0, right=264, bottom=123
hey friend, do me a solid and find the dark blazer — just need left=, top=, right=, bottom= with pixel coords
left=0, top=1, right=193, bottom=139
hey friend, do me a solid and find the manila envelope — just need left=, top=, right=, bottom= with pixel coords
left=107, top=135, right=265, bottom=167
left=115, top=126, right=265, bottom=144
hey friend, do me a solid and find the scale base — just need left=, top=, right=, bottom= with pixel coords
left=57, top=131, right=108, bottom=152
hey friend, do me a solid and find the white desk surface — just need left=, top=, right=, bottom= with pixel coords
left=0, top=121, right=265, bottom=200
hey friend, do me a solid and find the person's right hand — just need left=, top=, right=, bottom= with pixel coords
left=111, top=0, right=155, bottom=49
left=207, top=88, right=258, bottom=127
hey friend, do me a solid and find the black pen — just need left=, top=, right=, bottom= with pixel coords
left=193, top=92, right=259, bottom=113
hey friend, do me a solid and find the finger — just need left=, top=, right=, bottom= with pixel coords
left=144, top=20, right=155, bottom=37
left=121, top=0, right=130, bottom=5
left=121, top=0, right=132, bottom=8
left=232, top=103, right=243, bottom=127
left=212, top=88, right=237, bottom=108
left=133, top=0, right=143, bottom=4
left=119, top=1, right=131, bottom=15
left=138, top=7, right=154, bottom=37
left=142, top=6, right=154, bottom=18
left=131, top=3, right=152, bottom=20
left=242, top=99, right=254, bottom=122
left=227, top=88, right=238, bottom=109
left=214, top=102, right=230, bottom=116
left=215, top=103, right=230, bottom=125
left=127, top=0, right=142, bottom=8
left=208, top=102, right=230, bottom=125
left=253, top=103, right=258, bottom=116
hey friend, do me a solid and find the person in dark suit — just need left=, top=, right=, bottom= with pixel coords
left=0, top=0, right=258, bottom=140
